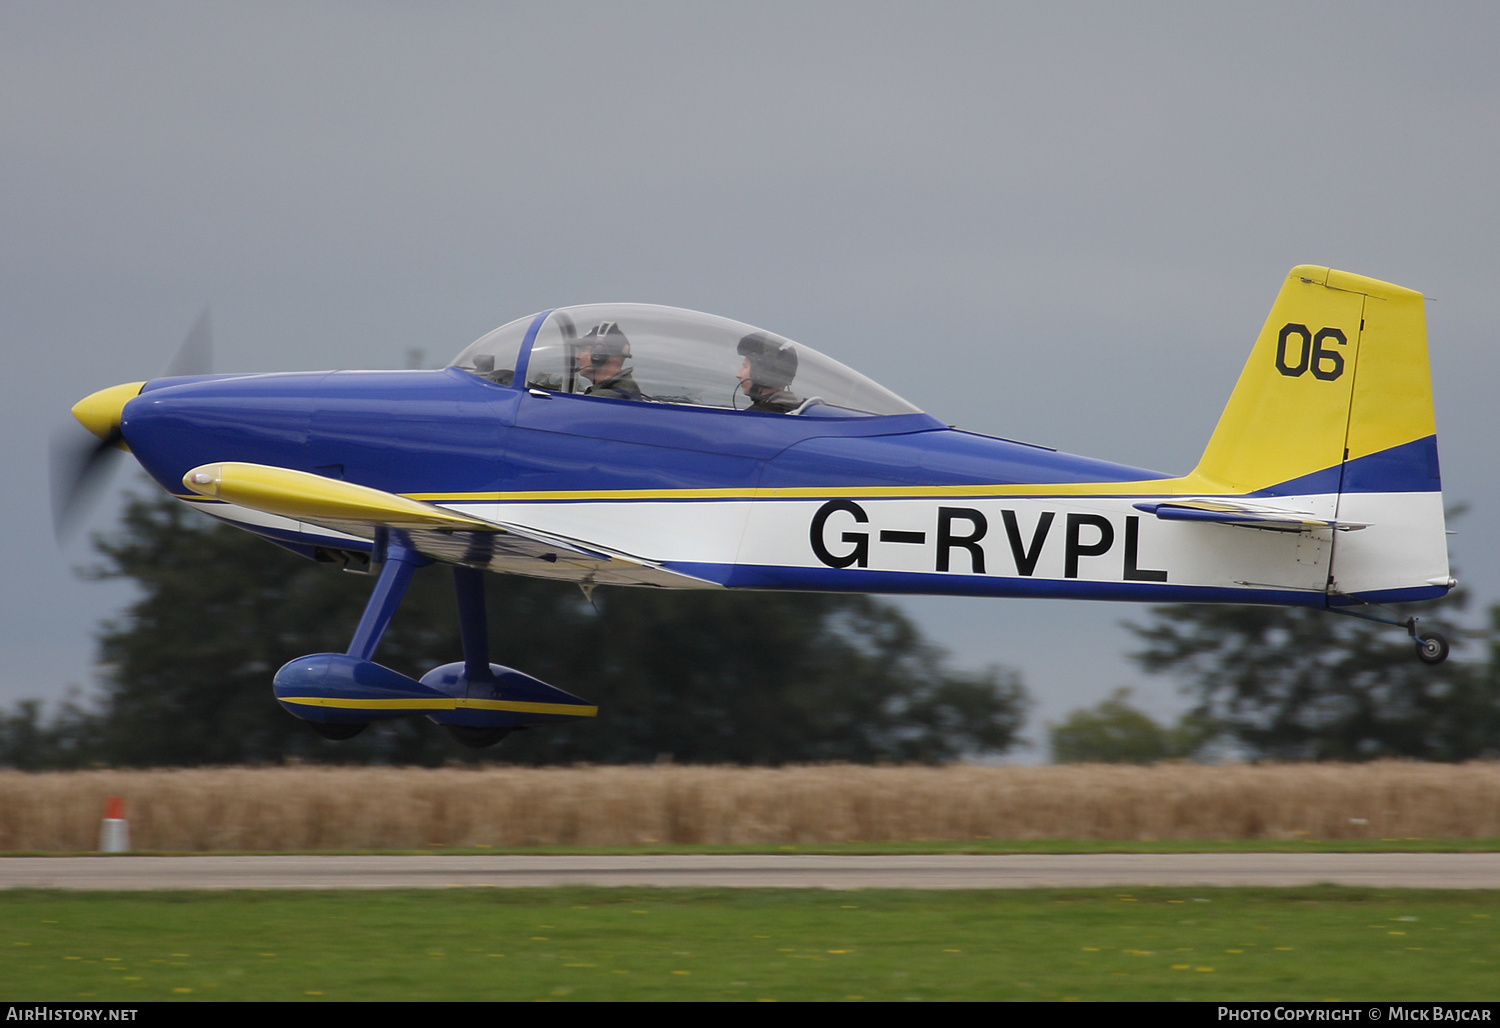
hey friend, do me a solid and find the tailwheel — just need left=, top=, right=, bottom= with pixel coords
left=310, top=722, right=368, bottom=741
left=445, top=724, right=512, bottom=749
left=1415, top=632, right=1450, bottom=666
left=1329, top=607, right=1453, bottom=667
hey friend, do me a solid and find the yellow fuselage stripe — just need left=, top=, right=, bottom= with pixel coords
left=401, top=474, right=1229, bottom=503
left=185, top=439, right=1424, bottom=511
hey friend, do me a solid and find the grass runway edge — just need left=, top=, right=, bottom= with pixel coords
left=3, top=885, right=1496, bottom=1001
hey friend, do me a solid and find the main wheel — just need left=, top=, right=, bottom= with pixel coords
left=1415, top=632, right=1450, bottom=665
left=310, top=721, right=368, bottom=740
left=445, top=724, right=512, bottom=749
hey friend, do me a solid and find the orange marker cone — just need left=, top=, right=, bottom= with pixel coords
left=99, top=796, right=130, bottom=853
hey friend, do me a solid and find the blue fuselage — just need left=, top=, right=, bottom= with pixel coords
left=124, top=368, right=1165, bottom=504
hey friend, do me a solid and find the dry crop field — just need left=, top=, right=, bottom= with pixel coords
left=2, top=762, right=1499, bottom=852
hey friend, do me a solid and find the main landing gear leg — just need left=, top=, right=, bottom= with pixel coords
left=346, top=532, right=428, bottom=663
left=290, top=531, right=431, bottom=741
left=1327, top=604, right=1450, bottom=665
left=454, top=565, right=492, bottom=683
left=444, top=565, right=513, bottom=750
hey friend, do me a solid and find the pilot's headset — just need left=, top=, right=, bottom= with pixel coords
left=736, top=332, right=798, bottom=390
left=581, top=322, right=631, bottom=368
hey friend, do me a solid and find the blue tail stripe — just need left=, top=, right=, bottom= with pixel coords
left=1261, top=435, right=1440, bottom=496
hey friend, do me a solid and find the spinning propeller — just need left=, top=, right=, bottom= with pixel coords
left=50, top=308, right=213, bottom=542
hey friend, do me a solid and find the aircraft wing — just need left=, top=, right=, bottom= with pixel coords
left=181, top=462, right=717, bottom=589
left=1132, top=498, right=1368, bottom=533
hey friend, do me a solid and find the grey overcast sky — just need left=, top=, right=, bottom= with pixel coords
left=4, top=2, right=1498, bottom=757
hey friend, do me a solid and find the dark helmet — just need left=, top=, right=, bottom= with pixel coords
left=736, top=332, right=798, bottom=390
left=580, top=321, right=631, bottom=363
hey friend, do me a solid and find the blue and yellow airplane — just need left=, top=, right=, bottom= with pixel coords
left=61, top=266, right=1453, bottom=747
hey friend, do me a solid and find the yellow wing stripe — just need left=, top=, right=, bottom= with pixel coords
left=181, top=461, right=497, bottom=529
left=281, top=696, right=598, bottom=717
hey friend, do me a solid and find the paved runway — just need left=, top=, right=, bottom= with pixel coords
left=2, top=853, right=1498, bottom=890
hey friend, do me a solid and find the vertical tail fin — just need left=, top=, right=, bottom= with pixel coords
left=1193, top=266, right=1435, bottom=494
left=1191, top=266, right=1449, bottom=601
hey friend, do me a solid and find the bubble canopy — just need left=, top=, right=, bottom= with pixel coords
left=450, top=303, right=920, bottom=416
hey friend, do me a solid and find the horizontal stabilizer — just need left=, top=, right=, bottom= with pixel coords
left=1133, top=499, right=1368, bottom=533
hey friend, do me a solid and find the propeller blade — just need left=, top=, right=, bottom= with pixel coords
left=162, top=306, right=213, bottom=378
left=51, top=308, right=210, bottom=543
left=50, top=423, right=125, bottom=543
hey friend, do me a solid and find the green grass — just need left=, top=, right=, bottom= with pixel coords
left=7, top=837, right=1500, bottom=857
left=2, top=887, right=1497, bottom=1001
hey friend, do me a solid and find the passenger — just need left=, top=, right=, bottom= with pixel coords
left=576, top=322, right=643, bottom=400
left=736, top=333, right=801, bottom=413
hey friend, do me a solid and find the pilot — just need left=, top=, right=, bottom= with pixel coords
left=576, top=322, right=643, bottom=400
left=736, top=332, right=801, bottom=413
